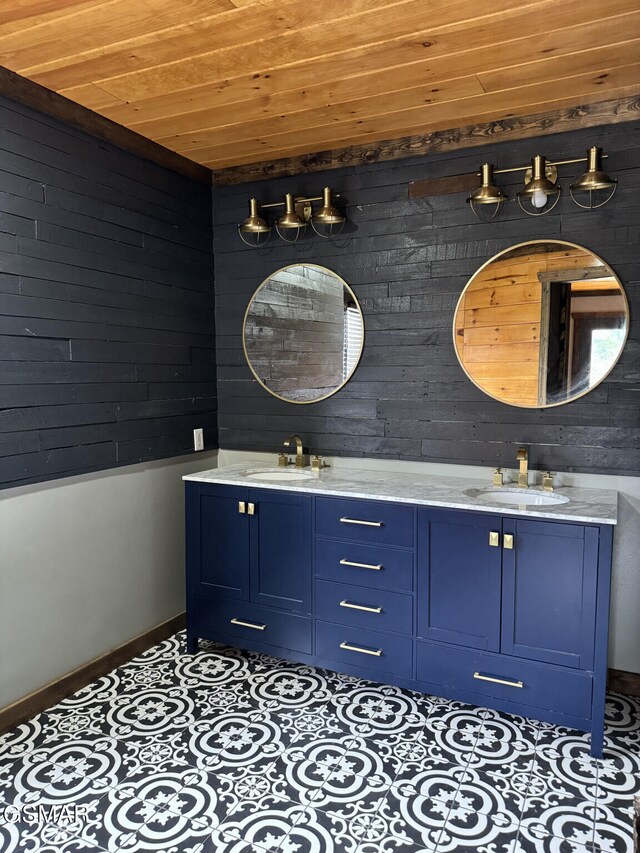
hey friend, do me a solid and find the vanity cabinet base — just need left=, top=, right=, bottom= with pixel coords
left=186, top=483, right=613, bottom=759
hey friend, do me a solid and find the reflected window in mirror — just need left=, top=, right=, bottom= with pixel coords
left=453, top=241, right=628, bottom=408
left=243, top=264, right=364, bottom=404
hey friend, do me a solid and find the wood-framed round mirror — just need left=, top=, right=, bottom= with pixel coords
left=243, top=263, right=364, bottom=404
left=453, top=240, right=628, bottom=408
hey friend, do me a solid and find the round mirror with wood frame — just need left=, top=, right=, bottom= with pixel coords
left=243, top=263, right=364, bottom=404
left=453, top=240, right=628, bottom=408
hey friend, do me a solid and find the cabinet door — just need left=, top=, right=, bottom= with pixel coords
left=249, top=489, right=312, bottom=613
left=418, top=508, right=502, bottom=652
left=501, top=519, right=598, bottom=670
left=187, top=484, right=250, bottom=599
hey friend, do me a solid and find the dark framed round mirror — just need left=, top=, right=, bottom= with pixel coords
left=453, top=240, right=628, bottom=408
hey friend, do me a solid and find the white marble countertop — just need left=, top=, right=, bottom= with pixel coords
left=184, top=463, right=617, bottom=525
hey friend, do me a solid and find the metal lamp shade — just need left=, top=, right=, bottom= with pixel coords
left=239, top=198, right=270, bottom=233
left=517, top=155, right=561, bottom=216
left=276, top=193, right=307, bottom=243
left=467, top=163, right=507, bottom=220
left=276, top=193, right=307, bottom=230
left=570, top=146, right=617, bottom=209
left=238, top=198, right=271, bottom=246
left=311, top=187, right=345, bottom=237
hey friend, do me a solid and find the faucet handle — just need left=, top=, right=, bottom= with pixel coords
left=278, top=452, right=290, bottom=467
left=492, top=468, right=504, bottom=487
left=312, top=455, right=330, bottom=474
left=542, top=471, right=554, bottom=492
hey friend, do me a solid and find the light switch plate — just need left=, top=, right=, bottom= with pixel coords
left=193, top=428, right=204, bottom=451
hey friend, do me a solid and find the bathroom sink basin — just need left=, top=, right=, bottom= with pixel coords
left=466, top=487, right=570, bottom=507
left=243, top=468, right=316, bottom=482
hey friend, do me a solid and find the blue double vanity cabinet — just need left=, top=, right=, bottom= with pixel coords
left=184, top=466, right=616, bottom=757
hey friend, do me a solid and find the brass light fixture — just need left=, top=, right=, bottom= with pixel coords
left=517, top=154, right=561, bottom=216
left=238, top=198, right=271, bottom=247
left=311, top=187, right=346, bottom=237
left=237, top=187, right=344, bottom=247
left=570, top=146, right=617, bottom=209
left=466, top=163, right=507, bottom=220
left=276, top=192, right=308, bottom=243
left=466, top=146, right=617, bottom=220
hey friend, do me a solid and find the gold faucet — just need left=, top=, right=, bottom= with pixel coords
left=516, top=447, right=529, bottom=488
left=283, top=434, right=309, bottom=468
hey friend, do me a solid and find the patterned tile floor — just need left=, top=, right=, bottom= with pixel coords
left=0, top=632, right=638, bottom=853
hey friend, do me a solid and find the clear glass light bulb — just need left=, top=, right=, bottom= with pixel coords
left=531, top=189, right=548, bottom=209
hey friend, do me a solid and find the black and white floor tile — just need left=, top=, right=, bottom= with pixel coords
left=0, top=632, right=638, bottom=853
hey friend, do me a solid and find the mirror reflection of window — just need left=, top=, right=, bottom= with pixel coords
left=590, top=328, right=626, bottom=385
left=454, top=242, right=628, bottom=409
left=343, top=304, right=363, bottom=380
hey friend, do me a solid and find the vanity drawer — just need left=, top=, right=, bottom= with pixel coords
left=316, top=496, right=413, bottom=547
left=315, top=538, right=413, bottom=591
left=315, top=579, right=413, bottom=634
left=316, top=620, right=413, bottom=678
left=416, top=641, right=593, bottom=720
left=192, top=597, right=312, bottom=654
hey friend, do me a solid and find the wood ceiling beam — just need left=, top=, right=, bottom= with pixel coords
left=0, top=65, right=212, bottom=184
left=212, top=93, right=640, bottom=185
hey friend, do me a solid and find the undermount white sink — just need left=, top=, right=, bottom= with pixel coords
left=466, top=487, right=569, bottom=507
left=243, top=468, right=316, bottom=482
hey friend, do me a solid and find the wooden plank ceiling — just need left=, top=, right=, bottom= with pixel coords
left=1, top=0, right=639, bottom=175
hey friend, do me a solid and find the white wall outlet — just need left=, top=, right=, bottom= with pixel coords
left=193, top=428, right=204, bottom=451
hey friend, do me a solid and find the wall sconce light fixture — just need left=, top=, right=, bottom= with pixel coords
left=237, top=198, right=271, bottom=247
left=517, top=154, right=561, bottom=216
left=569, top=146, right=617, bottom=209
left=466, top=146, right=616, bottom=220
left=466, top=163, right=508, bottom=220
left=238, top=187, right=345, bottom=247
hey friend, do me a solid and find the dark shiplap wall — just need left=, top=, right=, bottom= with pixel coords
left=0, top=95, right=216, bottom=489
left=213, top=120, right=640, bottom=475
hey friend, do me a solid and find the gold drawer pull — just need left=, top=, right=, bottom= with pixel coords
left=340, top=600, right=383, bottom=614
left=473, top=671, right=523, bottom=689
left=339, top=517, right=383, bottom=527
left=489, top=531, right=499, bottom=547
left=340, top=642, right=382, bottom=657
left=238, top=501, right=246, bottom=514
left=503, top=534, right=514, bottom=550
left=340, top=559, right=382, bottom=571
left=248, top=502, right=255, bottom=516
left=230, top=618, right=266, bottom=631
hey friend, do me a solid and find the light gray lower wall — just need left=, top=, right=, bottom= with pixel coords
left=0, top=451, right=217, bottom=710
left=608, top=492, right=640, bottom=674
